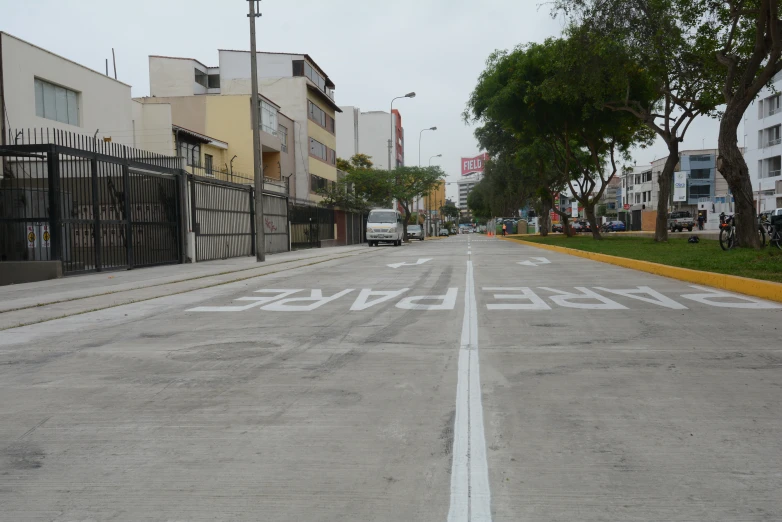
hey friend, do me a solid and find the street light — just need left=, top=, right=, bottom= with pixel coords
left=424, top=154, right=442, bottom=236
left=388, top=92, right=415, bottom=170
left=418, top=127, right=437, bottom=167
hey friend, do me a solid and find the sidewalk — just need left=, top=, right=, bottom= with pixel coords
left=0, top=245, right=373, bottom=330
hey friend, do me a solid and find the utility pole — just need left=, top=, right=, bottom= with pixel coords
left=248, top=0, right=265, bottom=262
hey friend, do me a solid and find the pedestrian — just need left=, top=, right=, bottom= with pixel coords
left=502, top=223, right=507, bottom=236
left=697, top=213, right=704, bottom=231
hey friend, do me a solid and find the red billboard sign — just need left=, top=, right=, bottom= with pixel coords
left=461, top=153, right=488, bottom=176
left=623, top=203, right=631, bottom=210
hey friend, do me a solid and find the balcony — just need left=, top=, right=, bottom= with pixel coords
left=766, top=138, right=782, bottom=148
left=770, top=107, right=782, bottom=116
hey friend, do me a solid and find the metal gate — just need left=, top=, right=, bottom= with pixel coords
left=190, top=176, right=254, bottom=261
left=289, top=204, right=335, bottom=250
left=189, top=174, right=290, bottom=261
left=1, top=130, right=182, bottom=273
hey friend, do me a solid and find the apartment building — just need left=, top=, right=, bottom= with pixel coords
left=148, top=50, right=340, bottom=204
left=624, top=149, right=730, bottom=213
left=457, top=174, right=482, bottom=210
left=0, top=32, right=172, bottom=155
left=744, top=71, right=782, bottom=210
left=336, top=107, right=405, bottom=169
left=136, top=87, right=295, bottom=187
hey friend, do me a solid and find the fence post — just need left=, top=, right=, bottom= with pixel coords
left=90, top=156, right=102, bottom=271
left=249, top=186, right=257, bottom=256
left=122, top=148, right=134, bottom=269
left=177, top=171, right=187, bottom=264
left=46, top=144, right=63, bottom=263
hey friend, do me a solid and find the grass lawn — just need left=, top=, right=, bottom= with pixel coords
left=511, top=235, right=782, bottom=284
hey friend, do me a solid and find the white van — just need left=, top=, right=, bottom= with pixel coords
left=366, top=208, right=404, bottom=246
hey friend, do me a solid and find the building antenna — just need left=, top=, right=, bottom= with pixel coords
left=112, top=48, right=117, bottom=80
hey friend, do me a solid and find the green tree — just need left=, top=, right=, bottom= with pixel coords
left=440, top=201, right=460, bottom=221
left=467, top=182, right=492, bottom=220
left=694, top=0, right=782, bottom=248
left=390, top=166, right=447, bottom=241
left=554, top=0, right=722, bottom=242
left=466, top=39, right=654, bottom=240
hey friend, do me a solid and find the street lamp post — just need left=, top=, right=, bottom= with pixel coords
left=415, top=127, right=437, bottom=219
left=426, top=154, right=442, bottom=236
left=388, top=92, right=415, bottom=170
left=248, top=0, right=265, bottom=262
left=418, top=127, right=437, bottom=167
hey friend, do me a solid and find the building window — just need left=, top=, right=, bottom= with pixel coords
left=178, top=141, right=201, bottom=167
left=690, top=168, right=711, bottom=179
left=310, top=174, right=335, bottom=193
left=689, top=184, right=711, bottom=199
left=308, top=100, right=335, bottom=134
left=34, top=78, right=79, bottom=126
left=309, top=137, right=336, bottom=165
left=204, top=154, right=213, bottom=176
left=259, top=100, right=278, bottom=136
left=689, top=154, right=711, bottom=162
left=293, top=59, right=330, bottom=96
left=642, top=171, right=652, bottom=182
left=207, top=74, right=220, bottom=88
left=768, top=94, right=781, bottom=116
left=278, top=124, right=288, bottom=153
left=195, top=69, right=208, bottom=88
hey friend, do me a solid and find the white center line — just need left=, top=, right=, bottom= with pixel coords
left=448, top=260, right=491, bottom=521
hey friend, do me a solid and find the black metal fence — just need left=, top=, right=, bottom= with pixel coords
left=1, top=129, right=182, bottom=273
left=289, top=203, right=335, bottom=249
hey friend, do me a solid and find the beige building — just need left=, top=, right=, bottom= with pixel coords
left=135, top=93, right=295, bottom=190
left=0, top=32, right=172, bottom=155
left=148, top=50, right=340, bottom=204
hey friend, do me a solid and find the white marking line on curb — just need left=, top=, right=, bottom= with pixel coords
left=448, top=260, right=492, bottom=522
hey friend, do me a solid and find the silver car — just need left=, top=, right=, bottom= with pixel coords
left=407, top=225, right=424, bottom=241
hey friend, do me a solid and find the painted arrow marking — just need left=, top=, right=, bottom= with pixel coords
left=517, top=257, right=551, bottom=267
left=387, top=258, right=433, bottom=268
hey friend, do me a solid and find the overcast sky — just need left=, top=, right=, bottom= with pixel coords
left=3, top=0, right=733, bottom=202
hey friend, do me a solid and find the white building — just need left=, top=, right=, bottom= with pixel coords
left=148, top=51, right=340, bottom=204
left=744, top=71, right=782, bottom=211
left=0, top=32, right=172, bottom=155
left=335, top=107, right=404, bottom=170
left=457, top=174, right=482, bottom=210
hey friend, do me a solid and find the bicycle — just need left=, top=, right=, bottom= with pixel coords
left=719, top=212, right=768, bottom=250
left=761, top=214, right=782, bottom=250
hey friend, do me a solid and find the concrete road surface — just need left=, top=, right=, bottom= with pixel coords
left=1, top=236, right=781, bottom=521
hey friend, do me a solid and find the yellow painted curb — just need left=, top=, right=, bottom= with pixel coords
left=501, top=237, right=782, bottom=304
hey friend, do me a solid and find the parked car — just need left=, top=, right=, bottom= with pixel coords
left=366, top=208, right=404, bottom=246
left=605, top=220, right=626, bottom=232
left=552, top=222, right=564, bottom=233
left=579, top=220, right=592, bottom=232
left=407, top=224, right=424, bottom=241
left=667, top=210, right=694, bottom=232
left=570, top=222, right=584, bottom=233
left=439, top=229, right=450, bottom=237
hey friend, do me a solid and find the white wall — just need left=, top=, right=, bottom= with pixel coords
left=149, top=56, right=206, bottom=97
left=219, top=50, right=301, bottom=95
left=1, top=32, right=133, bottom=145
left=358, top=111, right=394, bottom=170
left=744, top=74, right=782, bottom=197
left=131, top=100, right=173, bottom=156
left=336, top=106, right=359, bottom=160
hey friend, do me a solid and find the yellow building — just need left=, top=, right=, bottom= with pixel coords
left=146, top=52, right=341, bottom=204
left=137, top=94, right=295, bottom=190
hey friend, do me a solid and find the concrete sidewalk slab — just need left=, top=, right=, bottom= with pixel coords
left=0, top=246, right=369, bottom=314
left=0, top=246, right=379, bottom=330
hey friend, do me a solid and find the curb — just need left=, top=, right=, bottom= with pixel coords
left=502, top=237, right=782, bottom=304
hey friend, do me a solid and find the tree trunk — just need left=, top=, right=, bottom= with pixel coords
left=401, top=203, right=411, bottom=242
left=538, top=198, right=551, bottom=237
left=552, top=207, right=572, bottom=236
left=655, top=140, right=679, bottom=242
left=718, top=109, right=760, bottom=248
left=584, top=204, right=602, bottom=240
